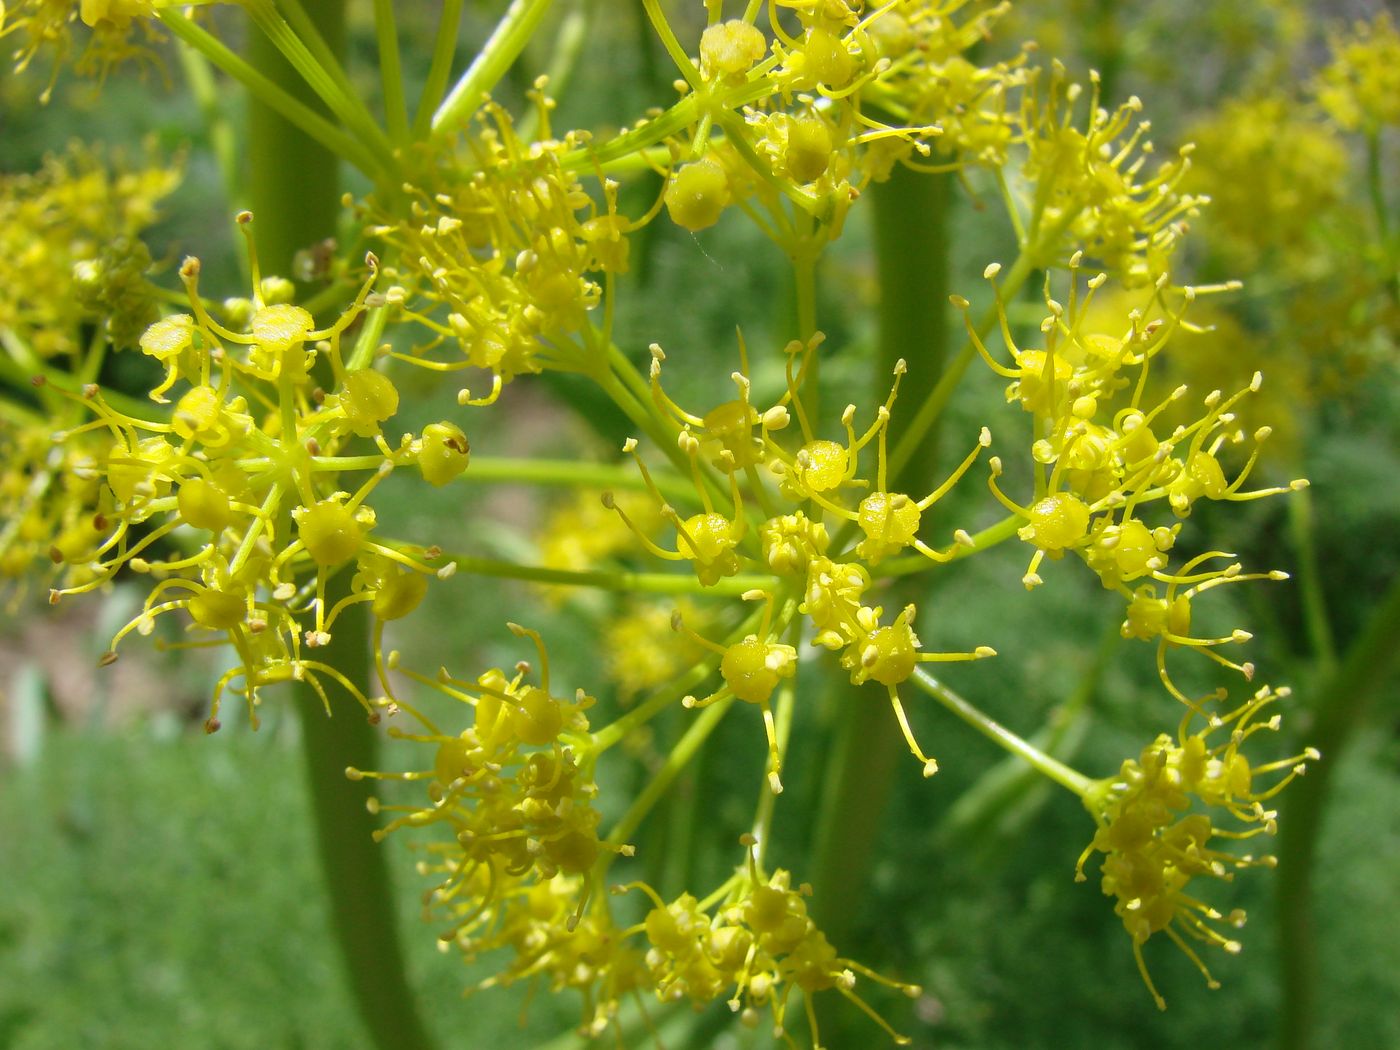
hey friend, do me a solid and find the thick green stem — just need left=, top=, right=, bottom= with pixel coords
left=432, top=0, right=557, bottom=136
left=294, top=587, right=436, bottom=1050
left=1276, top=571, right=1400, bottom=1050
left=1365, top=130, right=1400, bottom=306
left=810, top=166, right=951, bottom=959
left=246, top=6, right=437, bottom=1048
left=1287, top=486, right=1337, bottom=674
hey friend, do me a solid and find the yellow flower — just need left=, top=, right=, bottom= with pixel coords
left=1077, top=686, right=1317, bottom=1008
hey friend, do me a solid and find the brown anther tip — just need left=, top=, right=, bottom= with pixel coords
left=30, top=374, right=46, bottom=387
left=48, top=546, right=64, bottom=564
left=204, top=717, right=221, bottom=734
left=83, top=384, right=99, bottom=398
left=98, top=651, right=119, bottom=667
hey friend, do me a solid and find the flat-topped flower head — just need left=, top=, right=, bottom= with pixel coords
left=1077, top=686, right=1317, bottom=1009
left=358, top=625, right=627, bottom=941
left=621, top=840, right=920, bottom=1046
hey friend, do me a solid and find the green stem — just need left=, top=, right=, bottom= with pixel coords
left=602, top=695, right=735, bottom=856
left=592, top=605, right=765, bottom=755
left=935, top=619, right=1113, bottom=851
left=158, top=10, right=390, bottom=183
left=412, top=0, right=465, bottom=138
left=446, top=554, right=771, bottom=596
left=1287, top=486, right=1337, bottom=674
left=878, top=513, right=1021, bottom=577
left=432, top=0, right=557, bottom=137
left=244, top=0, right=397, bottom=164
left=1365, top=130, right=1399, bottom=305
left=466, top=454, right=694, bottom=502
left=294, top=585, right=437, bottom=1050
left=591, top=656, right=726, bottom=756
left=0, top=345, right=161, bottom=424
left=372, top=0, right=410, bottom=144
left=176, top=43, right=242, bottom=212
left=910, top=668, right=1092, bottom=797
left=750, top=618, right=801, bottom=868
left=809, top=167, right=950, bottom=1013
left=158, top=8, right=389, bottom=183
left=639, top=0, right=701, bottom=89
left=245, top=5, right=437, bottom=1047
left=1276, top=571, right=1400, bottom=1050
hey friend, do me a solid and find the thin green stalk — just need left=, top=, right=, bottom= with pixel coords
left=1277, top=571, right=1400, bottom=1050
left=158, top=10, right=390, bottom=183
left=176, top=44, right=241, bottom=213
left=446, top=553, right=771, bottom=596
left=245, top=4, right=437, bottom=1047
left=1287, top=486, right=1337, bottom=674
left=518, top=0, right=595, bottom=142
left=1365, top=130, right=1399, bottom=305
left=561, top=78, right=773, bottom=170
left=935, top=619, right=1114, bottom=851
left=412, top=0, right=465, bottom=138
left=910, top=668, right=1093, bottom=797
left=244, top=0, right=397, bottom=163
left=639, top=0, right=701, bottom=90
left=593, top=604, right=765, bottom=755
left=878, top=512, right=1021, bottom=577
left=603, top=695, right=735, bottom=856
left=432, top=0, right=557, bottom=137
left=468, top=453, right=692, bottom=502
left=0, top=347, right=161, bottom=424
left=372, top=0, right=410, bottom=143
left=592, top=657, right=726, bottom=756
left=750, top=618, right=801, bottom=868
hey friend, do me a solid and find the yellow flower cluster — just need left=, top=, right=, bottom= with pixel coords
left=49, top=215, right=473, bottom=731
left=1314, top=12, right=1400, bottom=133
left=623, top=851, right=920, bottom=1045
left=1, top=0, right=163, bottom=100
left=0, top=140, right=178, bottom=359
left=610, top=333, right=995, bottom=780
left=1016, top=64, right=1203, bottom=283
left=1076, top=686, right=1318, bottom=1008
left=0, top=421, right=105, bottom=596
left=654, top=0, right=1015, bottom=243
left=364, top=94, right=632, bottom=405
left=0, top=142, right=180, bottom=597
left=963, top=258, right=1306, bottom=707
left=358, top=626, right=626, bottom=938
left=1184, top=96, right=1348, bottom=268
